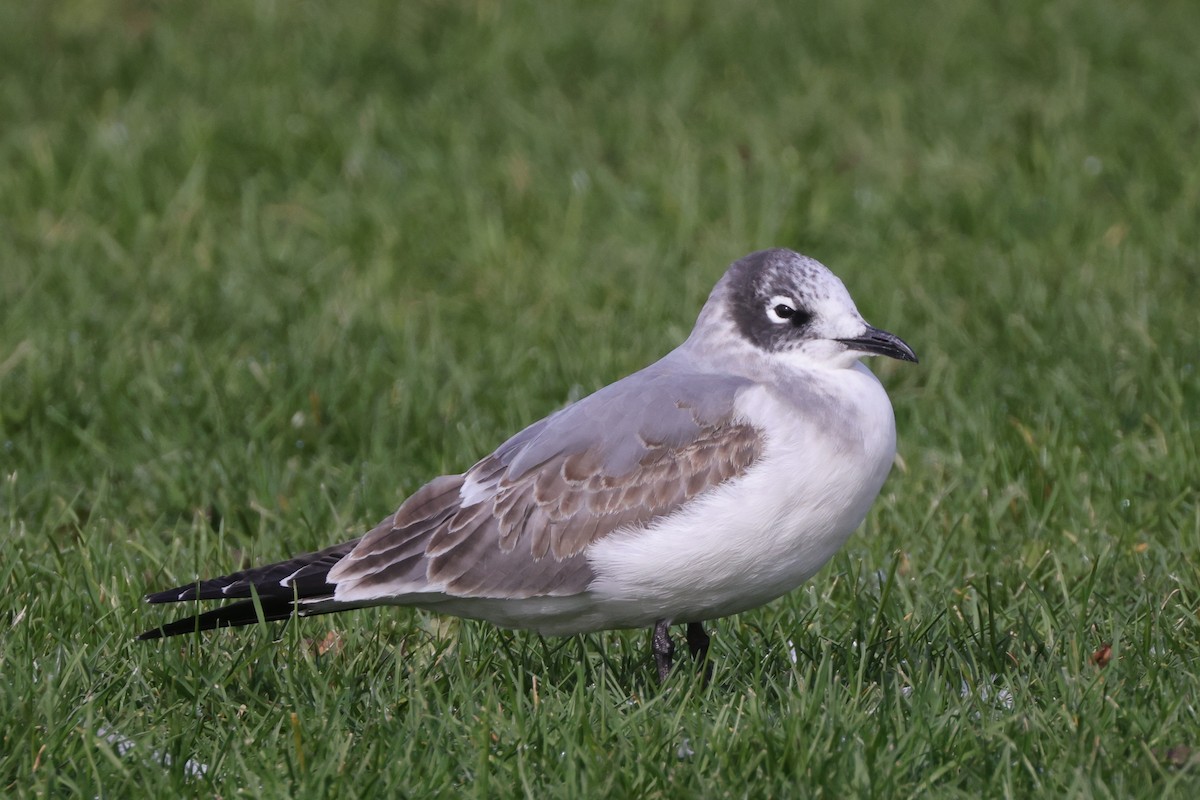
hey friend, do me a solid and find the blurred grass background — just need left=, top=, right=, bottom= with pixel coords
left=1, top=0, right=1197, bottom=796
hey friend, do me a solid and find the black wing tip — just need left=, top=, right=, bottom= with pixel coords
left=144, top=580, right=248, bottom=604
left=135, top=616, right=244, bottom=640
left=135, top=617, right=203, bottom=640
left=144, top=588, right=193, bottom=604
left=136, top=596, right=300, bottom=641
left=138, top=541, right=358, bottom=637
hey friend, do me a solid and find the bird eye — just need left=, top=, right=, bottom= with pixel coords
left=766, top=296, right=801, bottom=324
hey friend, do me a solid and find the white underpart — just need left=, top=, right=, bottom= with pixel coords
left=581, top=362, right=896, bottom=630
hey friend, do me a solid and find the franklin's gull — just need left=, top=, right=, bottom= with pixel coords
left=139, top=248, right=918, bottom=681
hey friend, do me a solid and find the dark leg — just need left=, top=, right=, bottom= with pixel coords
left=685, top=622, right=710, bottom=662
left=652, top=619, right=675, bottom=683
left=686, top=622, right=714, bottom=684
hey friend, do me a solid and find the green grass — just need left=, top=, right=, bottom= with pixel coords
left=2, top=0, right=1199, bottom=796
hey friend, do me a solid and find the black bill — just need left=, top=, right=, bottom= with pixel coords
left=837, top=325, right=919, bottom=363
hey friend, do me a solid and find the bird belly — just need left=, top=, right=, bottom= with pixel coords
left=582, top=369, right=897, bottom=630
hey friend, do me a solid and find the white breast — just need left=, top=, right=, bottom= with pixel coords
left=582, top=361, right=897, bottom=630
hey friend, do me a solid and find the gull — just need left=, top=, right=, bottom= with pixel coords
left=139, top=248, right=917, bottom=682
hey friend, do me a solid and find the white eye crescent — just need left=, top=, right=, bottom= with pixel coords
left=766, top=295, right=798, bottom=324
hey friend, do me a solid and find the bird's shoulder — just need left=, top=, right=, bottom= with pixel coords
left=497, top=351, right=758, bottom=480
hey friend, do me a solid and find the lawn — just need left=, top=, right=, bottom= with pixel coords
left=2, top=0, right=1198, bottom=796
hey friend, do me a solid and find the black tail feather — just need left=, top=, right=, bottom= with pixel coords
left=144, top=540, right=358, bottom=604
left=139, top=539, right=361, bottom=640
left=136, top=595, right=306, bottom=640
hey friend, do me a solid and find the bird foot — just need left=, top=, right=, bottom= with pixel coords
left=651, top=620, right=713, bottom=684
left=652, top=619, right=675, bottom=682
